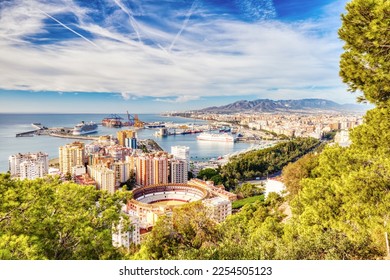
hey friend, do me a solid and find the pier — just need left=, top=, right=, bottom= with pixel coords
left=15, top=123, right=50, bottom=137
left=16, top=130, right=41, bottom=137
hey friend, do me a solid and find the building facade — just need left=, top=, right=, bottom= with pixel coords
left=170, top=159, right=188, bottom=184
left=202, top=197, right=232, bottom=223
left=9, top=152, right=49, bottom=179
left=117, top=130, right=137, bottom=147
left=112, top=215, right=141, bottom=248
left=59, top=142, right=85, bottom=175
left=171, top=146, right=190, bottom=161
left=88, top=164, right=115, bottom=194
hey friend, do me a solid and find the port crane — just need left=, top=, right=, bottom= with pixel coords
left=125, top=111, right=144, bottom=128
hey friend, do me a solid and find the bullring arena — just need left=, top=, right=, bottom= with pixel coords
left=127, top=179, right=237, bottom=228
left=127, top=183, right=211, bottom=228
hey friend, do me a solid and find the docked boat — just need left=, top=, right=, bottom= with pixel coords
left=196, top=132, right=236, bottom=142
left=102, top=114, right=123, bottom=127
left=72, top=121, right=98, bottom=135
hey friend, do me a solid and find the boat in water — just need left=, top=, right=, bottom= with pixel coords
left=73, top=121, right=98, bottom=135
left=196, top=132, right=236, bottom=142
left=102, top=114, right=123, bottom=127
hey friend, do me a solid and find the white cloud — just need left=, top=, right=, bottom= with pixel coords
left=0, top=0, right=355, bottom=104
left=154, top=95, right=200, bottom=103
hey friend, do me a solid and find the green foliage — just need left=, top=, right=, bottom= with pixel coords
left=134, top=202, right=219, bottom=260
left=339, top=0, right=390, bottom=104
left=221, top=138, right=320, bottom=188
left=235, top=182, right=264, bottom=199
left=322, top=130, right=337, bottom=141
left=197, top=168, right=218, bottom=180
left=350, top=103, right=390, bottom=155
left=119, top=172, right=136, bottom=190
left=282, top=153, right=319, bottom=199
left=232, top=195, right=265, bottom=209
left=0, top=174, right=130, bottom=260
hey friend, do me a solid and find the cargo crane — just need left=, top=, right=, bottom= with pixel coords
left=124, top=111, right=144, bottom=128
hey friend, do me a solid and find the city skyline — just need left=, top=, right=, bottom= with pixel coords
left=0, top=0, right=355, bottom=113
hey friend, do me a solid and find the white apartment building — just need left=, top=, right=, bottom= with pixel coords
left=88, top=165, right=115, bottom=194
left=202, top=197, right=232, bottom=223
left=9, top=152, right=49, bottom=179
left=71, top=165, right=86, bottom=177
left=112, top=215, right=141, bottom=248
left=171, top=146, right=190, bottom=161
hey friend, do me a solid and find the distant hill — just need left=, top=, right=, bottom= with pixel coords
left=196, top=98, right=368, bottom=113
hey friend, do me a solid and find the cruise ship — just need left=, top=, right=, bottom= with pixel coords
left=196, top=132, right=236, bottom=142
left=72, top=121, right=98, bottom=135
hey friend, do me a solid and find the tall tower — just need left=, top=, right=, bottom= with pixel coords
left=135, top=155, right=153, bottom=186
left=117, top=130, right=136, bottom=147
left=153, top=155, right=168, bottom=185
left=170, top=159, right=188, bottom=184
left=59, top=142, right=85, bottom=175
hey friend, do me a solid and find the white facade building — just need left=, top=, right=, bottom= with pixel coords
left=171, top=146, right=190, bottom=161
left=112, top=215, right=141, bottom=248
left=88, top=165, right=115, bottom=194
left=202, top=197, right=232, bottom=223
left=9, top=152, right=49, bottom=179
left=71, top=165, right=86, bottom=177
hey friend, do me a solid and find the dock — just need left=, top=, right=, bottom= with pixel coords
left=16, top=130, right=40, bottom=137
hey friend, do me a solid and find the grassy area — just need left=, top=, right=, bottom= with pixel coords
left=232, top=195, right=265, bottom=209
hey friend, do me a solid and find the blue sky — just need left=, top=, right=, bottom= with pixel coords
left=0, top=0, right=355, bottom=113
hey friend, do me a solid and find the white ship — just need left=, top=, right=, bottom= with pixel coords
left=72, top=121, right=98, bottom=135
left=196, top=132, right=236, bottom=142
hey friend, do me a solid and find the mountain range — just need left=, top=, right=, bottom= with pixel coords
left=195, top=98, right=369, bottom=113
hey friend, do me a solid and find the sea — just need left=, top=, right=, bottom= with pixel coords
left=0, top=113, right=252, bottom=172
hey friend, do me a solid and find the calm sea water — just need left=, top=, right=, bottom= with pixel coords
left=0, top=113, right=251, bottom=172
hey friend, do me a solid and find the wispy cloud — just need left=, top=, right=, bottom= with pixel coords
left=169, top=0, right=199, bottom=52
left=0, top=0, right=355, bottom=104
left=38, top=8, right=100, bottom=48
left=154, top=95, right=200, bottom=103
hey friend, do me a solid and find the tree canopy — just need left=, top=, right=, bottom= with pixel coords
left=0, top=174, right=130, bottom=260
left=339, top=0, right=390, bottom=104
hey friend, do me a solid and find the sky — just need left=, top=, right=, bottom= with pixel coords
left=0, top=0, right=357, bottom=113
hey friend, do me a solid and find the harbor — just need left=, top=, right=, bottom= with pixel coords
left=2, top=113, right=257, bottom=172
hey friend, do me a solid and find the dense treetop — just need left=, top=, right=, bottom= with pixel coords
left=339, top=0, right=390, bottom=104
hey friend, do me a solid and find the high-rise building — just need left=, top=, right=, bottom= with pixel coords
left=171, top=146, right=190, bottom=161
left=170, top=159, right=188, bottom=183
left=135, top=155, right=153, bottom=186
left=9, top=152, right=49, bottom=179
left=125, top=137, right=137, bottom=149
left=110, top=161, right=134, bottom=187
left=87, top=164, right=115, bottom=194
left=117, top=130, right=137, bottom=147
left=134, top=153, right=169, bottom=186
left=59, top=142, right=85, bottom=175
left=153, top=156, right=168, bottom=185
